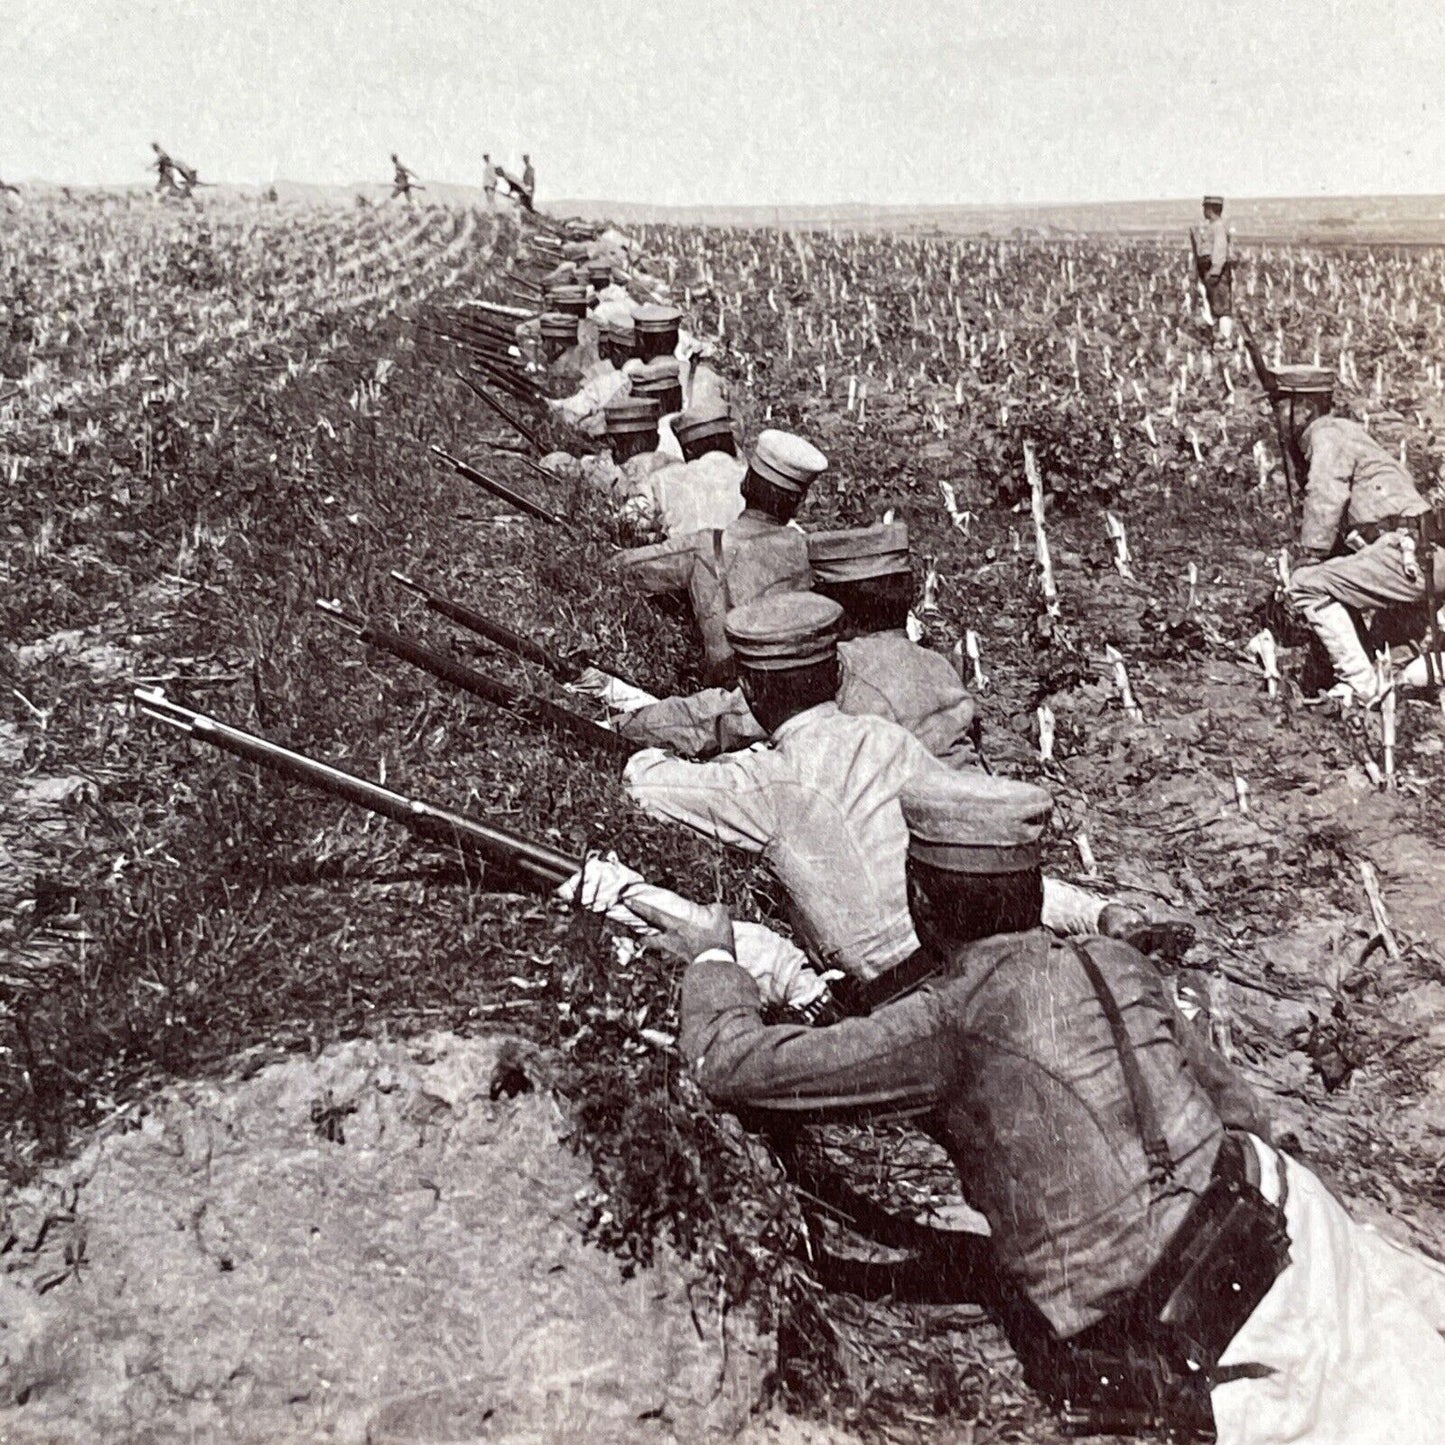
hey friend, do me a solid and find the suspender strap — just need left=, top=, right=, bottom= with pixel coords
left=1070, top=943, right=1176, bottom=1191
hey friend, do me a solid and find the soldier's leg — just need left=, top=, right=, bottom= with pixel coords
left=1290, top=536, right=1430, bottom=700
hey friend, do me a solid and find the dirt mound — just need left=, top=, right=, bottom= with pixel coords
left=0, top=1033, right=798, bottom=1444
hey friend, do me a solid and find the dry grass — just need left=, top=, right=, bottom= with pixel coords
left=4, top=198, right=1445, bottom=1441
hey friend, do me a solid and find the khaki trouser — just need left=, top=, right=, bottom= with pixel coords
left=1289, top=533, right=1444, bottom=614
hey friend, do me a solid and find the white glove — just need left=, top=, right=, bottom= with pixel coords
left=564, top=666, right=658, bottom=714
left=556, top=855, right=717, bottom=940
left=732, top=922, right=836, bottom=1009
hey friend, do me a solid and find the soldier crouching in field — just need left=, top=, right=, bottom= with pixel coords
left=611, top=429, right=825, bottom=685
left=651, top=770, right=1445, bottom=1444
left=1274, top=370, right=1445, bottom=704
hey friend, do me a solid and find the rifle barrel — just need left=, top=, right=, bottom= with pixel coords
left=454, top=370, right=548, bottom=453
left=133, top=688, right=578, bottom=887
left=323, top=610, right=629, bottom=757
left=388, top=571, right=578, bottom=679
left=430, top=445, right=564, bottom=526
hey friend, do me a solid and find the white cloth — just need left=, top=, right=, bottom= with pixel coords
left=1041, top=877, right=1106, bottom=936
left=657, top=413, right=684, bottom=461
left=634, top=451, right=746, bottom=540
left=1212, top=1136, right=1445, bottom=1444
left=548, top=365, right=630, bottom=434
left=728, top=923, right=832, bottom=1009
left=564, top=665, right=659, bottom=714
left=578, top=452, right=622, bottom=493
left=556, top=855, right=698, bottom=935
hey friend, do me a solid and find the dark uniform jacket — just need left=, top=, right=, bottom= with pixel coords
left=682, top=929, right=1269, bottom=1338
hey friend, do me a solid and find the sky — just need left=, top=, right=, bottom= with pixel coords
left=4, top=0, right=1443, bottom=207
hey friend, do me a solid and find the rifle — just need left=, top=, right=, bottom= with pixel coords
left=1238, top=317, right=1300, bottom=517
left=483, top=445, right=561, bottom=485
left=429, top=444, right=566, bottom=526
left=389, top=570, right=639, bottom=690
left=133, top=687, right=579, bottom=890
left=416, top=334, right=542, bottom=407
left=415, top=320, right=525, bottom=375
left=315, top=601, right=634, bottom=758
left=454, top=369, right=548, bottom=454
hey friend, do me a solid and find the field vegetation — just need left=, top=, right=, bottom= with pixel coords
left=3, top=190, right=1445, bottom=1438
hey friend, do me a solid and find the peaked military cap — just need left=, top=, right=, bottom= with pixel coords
left=1271, top=365, right=1335, bottom=397
left=603, top=395, right=660, bottom=435
left=538, top=312, right=579, bottom=339
left=808, top=521, right=910, bottom=583
left=749, top=429, right=829, bottom=495
left=901, top=771, right=1053, bottom=875
left=633, top=303, right=684, bottom=333
left=724, top=593, right=842, bottom=672
left=673, top=397, right=734, bottom=445
left=1202, top=194, right=1224, bottom=208
left=628, top=358, right=683, bottom=404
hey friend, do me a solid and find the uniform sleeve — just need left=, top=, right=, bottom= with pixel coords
left=1298, top=427, right=1352, bottom=557
left=622, top=747, right=781, bottom=854
left=912, top=701, right=981, bottom=769
left=615, top=688, right=763, bottom=758
left=612, top=533, right=699, bottom=595
left=680, top=956, right=950, bottom=1118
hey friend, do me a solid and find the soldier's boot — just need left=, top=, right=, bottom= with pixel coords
left=1305, top=598, right=1389, bottom=706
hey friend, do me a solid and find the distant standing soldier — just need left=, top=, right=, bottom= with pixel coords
left=522, top=153, right=536, bottom=206
left=151, top=142, right=181, bottom=198
left=389, top=153, right=420, bottom=204
left=1190, top=194, right=1233, bottom=346
left=482, top=153, right=498, bottom=207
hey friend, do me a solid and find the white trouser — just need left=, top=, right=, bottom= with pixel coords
left=1211, top=1136, right=1445, bottom=1444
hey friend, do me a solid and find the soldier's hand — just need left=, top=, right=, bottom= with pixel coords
left=626, top=895, right=736, bottom=963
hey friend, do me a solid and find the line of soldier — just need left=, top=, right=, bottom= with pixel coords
left=519, top=228, right=1445, bottom=1441
left=1195, top=195, right=1444, bottom=705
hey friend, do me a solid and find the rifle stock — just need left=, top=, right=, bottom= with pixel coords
left=132, top=687, right=578, bottom=889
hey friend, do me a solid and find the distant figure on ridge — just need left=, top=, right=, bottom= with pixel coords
left=389, top=153, right=421, bottom=204
left=482, top=153, right=498, bottom=207
left=151, top=142, right=183, bottom=199
left=1190, top=194, right=1233, bottom=347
